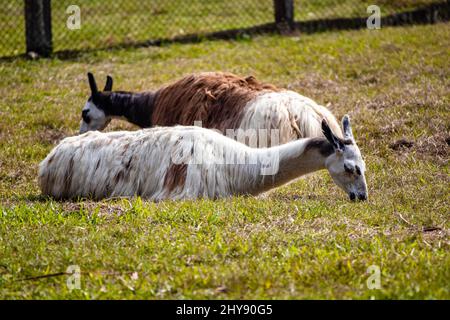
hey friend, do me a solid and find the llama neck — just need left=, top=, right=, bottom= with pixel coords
left=107, top=91, right=157, bottom=128
left=244, top=138, right=333, bottom=195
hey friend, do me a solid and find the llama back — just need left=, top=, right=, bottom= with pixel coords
left=152, top=73, right=342, bottom=144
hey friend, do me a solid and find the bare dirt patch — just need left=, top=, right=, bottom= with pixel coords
left=389, top=138, right=414, bottom=151
left=389, top=133, right=449, bottom=164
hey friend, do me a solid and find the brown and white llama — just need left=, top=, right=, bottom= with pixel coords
left=40, top=115, right=368, bottom=201
left=79, top=72, right=343, bottom=144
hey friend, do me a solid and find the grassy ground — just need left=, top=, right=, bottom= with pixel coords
left=0, top=0, right=440, bottom=56
left=0, top=22, right=449, bottom=299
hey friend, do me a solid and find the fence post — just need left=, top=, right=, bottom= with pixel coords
left=24, top=0, right=52, bottom=57
left=274, top=0, right=294, bottom=32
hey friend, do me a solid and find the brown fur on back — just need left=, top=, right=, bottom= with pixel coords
left=152, top=72, right=279, bottom=131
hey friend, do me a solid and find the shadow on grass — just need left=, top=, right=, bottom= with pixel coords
left=1, top=194, right=52, bottom=204
left=0, top=2, right=448, bottom=62
left=1, top=194, right=133, bottom=206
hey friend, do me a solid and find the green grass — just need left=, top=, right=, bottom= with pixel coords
left=0, top=22, right=449, bottom=299
left=0, top=0, right=441, bottom=56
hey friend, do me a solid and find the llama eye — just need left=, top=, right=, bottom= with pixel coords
left=82, top=109, right=91, bottom=123
left=344, top=164, right=354, bottom=174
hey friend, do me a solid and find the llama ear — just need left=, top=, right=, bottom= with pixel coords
left=342, top=114, right=353, bottom=139
left=87, top=72, right=98, bottom=95
left=322, top=119, right=344, bottom=152
left=104, top=75, right=113, bottom=91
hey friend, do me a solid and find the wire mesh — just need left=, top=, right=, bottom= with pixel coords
left=0, top=0, right=445, bottom=57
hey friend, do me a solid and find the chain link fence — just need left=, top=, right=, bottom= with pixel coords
left=0, top=0, right=447, bottom=57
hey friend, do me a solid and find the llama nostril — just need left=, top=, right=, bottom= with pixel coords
left=359, top=194, right=367, bottom=201
left=349, top=192, right=356, bottom=201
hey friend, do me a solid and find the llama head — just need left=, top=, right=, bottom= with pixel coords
left=79, top=72, right=114, bottom=134
left=322, top=115, right=368, bottom=201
